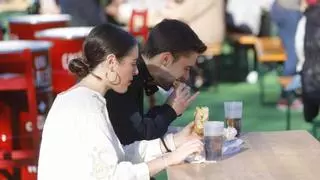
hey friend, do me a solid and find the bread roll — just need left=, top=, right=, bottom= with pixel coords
left=193, top=106, right=209, bottom=136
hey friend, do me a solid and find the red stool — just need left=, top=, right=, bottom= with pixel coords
left=0, top=40, right=53, bottom=179
left=8, top=14, right=71, bottom=40
left=35, top=27, right=93, bottom=93
left=128, top=9, right=149, bottom=43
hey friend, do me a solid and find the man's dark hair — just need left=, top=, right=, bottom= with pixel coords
left=142, top=19, right=207, bottom=60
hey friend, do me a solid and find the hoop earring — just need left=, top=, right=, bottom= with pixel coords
left=106, top=69, right=121, bottom=85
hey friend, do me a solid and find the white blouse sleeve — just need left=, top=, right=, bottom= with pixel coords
left=123, top=134, right=175, bottom=163
left=80, top=112, right=150, bottom=180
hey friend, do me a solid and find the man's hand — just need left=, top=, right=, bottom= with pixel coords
left=166, top=83, right=199, bottom=116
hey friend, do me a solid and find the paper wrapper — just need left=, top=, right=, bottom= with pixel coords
left=224, top=127, right=237, bottom=141
left=185, top=127, right=242, bottom=164
left=185, top=107, right=209, bottom=163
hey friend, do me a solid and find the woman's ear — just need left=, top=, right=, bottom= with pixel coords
left=106, top=54, right=116, bottom=65
left=105, top=54, right=119, bottom=70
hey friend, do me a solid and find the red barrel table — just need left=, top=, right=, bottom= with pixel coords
left=35, top=27, right=93, bottom=93
left=0, top=40, right=53, bottom=180
left=8, top=14, right=71, bottom=40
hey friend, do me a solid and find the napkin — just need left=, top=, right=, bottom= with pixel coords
left=185, top=138, right=244, bottom=163
left=222, top=138, right=244, bottom=156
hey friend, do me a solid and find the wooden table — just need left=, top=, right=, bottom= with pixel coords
left=167, top=131, right=320, bottom=180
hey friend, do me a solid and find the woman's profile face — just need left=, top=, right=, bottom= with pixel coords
left=113, top=44, right=139, bottom=93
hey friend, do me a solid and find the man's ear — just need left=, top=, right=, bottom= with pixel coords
left=161, top=52, right=174, bottom=67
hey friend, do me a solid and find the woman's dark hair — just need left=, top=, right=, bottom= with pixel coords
left=69, top=23, right=137, bottom=78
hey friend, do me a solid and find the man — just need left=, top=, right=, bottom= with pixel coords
left=106, top=19, right=207, bottom=145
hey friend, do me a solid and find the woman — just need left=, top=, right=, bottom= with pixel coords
left=37, top=23, right=203, bottom=180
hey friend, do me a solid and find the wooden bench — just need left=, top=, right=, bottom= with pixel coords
left=228, top=33, right=257, bottom=45
left=255, top=37, right=287, bottom=105
left=202, top=43, right=222, bottom=57
left=255, top=37, right=287, bottom=63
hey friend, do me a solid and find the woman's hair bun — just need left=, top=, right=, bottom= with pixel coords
left=68, top=57, right=90, bottom=78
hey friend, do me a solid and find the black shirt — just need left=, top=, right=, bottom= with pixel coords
left=105, top=58, right=177, bottom=145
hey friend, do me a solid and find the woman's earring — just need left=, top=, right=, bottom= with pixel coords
left=106, top=69, right=121, bottom=85
left=107, top=68, right=117, bottom=82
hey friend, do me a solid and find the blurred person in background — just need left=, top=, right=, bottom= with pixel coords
left=105, top=0, right=124, bottom=26
left=59, top=0, right=107, bottom=26
left=270, top=0, right=303, bottom=111
left=295, top=0, right=320, bottom=122
left=39, top=0, right=125, bottom=26
left=115, top=0, right=225, bottom=46
left=40, top=0, right=107, bottom=26
left=226, top=0, right=275, bottom=85
left=158, top=0, right=224, bottom=47
left=226, top=0, right=274, bottom=35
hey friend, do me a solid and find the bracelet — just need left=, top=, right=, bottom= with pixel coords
left=160, top=136, right=172, bottom=153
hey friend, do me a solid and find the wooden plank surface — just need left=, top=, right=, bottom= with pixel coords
left=255, top=37, right=287, bottom=62
left=228, top=33, right=257, bottom=45
left=167, top=131, right=320, bottom=180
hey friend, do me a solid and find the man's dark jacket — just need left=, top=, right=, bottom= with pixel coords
left=105, top=58, right=177, bottom=145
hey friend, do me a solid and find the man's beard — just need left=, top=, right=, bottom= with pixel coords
left=146, top=64, right=176, bottom=91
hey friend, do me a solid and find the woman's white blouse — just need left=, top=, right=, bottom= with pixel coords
left=37, top=87, right=165, bottom=180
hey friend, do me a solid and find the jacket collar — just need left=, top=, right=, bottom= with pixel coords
left=137, top=56, right=159, bottom=96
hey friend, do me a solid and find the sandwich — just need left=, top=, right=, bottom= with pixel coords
left=193, top=106, right=209, bottom=136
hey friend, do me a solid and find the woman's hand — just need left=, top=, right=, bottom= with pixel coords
left=165, top=139, right=203, bottom=166
left=173, top=121, right=201, bottom=148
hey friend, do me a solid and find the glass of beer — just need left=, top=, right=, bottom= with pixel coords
left=224, top=101, right=243, bottom=137
left=204, top=121, right=224, bottom=162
